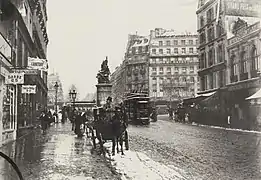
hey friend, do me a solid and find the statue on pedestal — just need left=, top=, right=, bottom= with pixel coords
left=96, top=56, right=110, bottom=84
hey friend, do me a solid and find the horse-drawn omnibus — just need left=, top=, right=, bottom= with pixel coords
left=124, top=93, right=150, bottom=125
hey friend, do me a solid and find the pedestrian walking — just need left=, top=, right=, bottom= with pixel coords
left=39, top=111, right=49, bottom=133
left=71, top=109, right=77, bottom=131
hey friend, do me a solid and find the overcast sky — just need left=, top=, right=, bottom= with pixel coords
left=46, top=0, right=198, bottom=99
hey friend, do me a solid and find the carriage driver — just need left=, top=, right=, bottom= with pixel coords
left=104, top=96, right=113, bottom=110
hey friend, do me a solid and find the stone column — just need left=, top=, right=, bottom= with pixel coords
left=96, top=83, right=112, bottom=107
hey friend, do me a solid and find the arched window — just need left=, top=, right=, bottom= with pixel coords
left=251, top=45, right=258, bottom=71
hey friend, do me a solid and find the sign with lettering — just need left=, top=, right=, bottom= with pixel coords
left=28, top=57, right=48, bottom=71
left=22, top=85, right=36, bottom=94
left=5, top=73, right=24, bottom=84
left=11, top=69, right=39, bottom=75
left=225, top=0, right=261, bottom=17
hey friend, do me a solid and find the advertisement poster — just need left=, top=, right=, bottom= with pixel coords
left=225, top=15, right=260, bottom=39
left=28, top=57, right=48, bottom=71
left=225, top=0, right=261, bottom=17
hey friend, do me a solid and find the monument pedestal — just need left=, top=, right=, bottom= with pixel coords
left=96, top=83, right=112, bottom=107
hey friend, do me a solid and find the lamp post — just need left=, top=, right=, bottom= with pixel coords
left=69, top=89, right=77, bottom=111
left=54, top=82, right=59, bottom=115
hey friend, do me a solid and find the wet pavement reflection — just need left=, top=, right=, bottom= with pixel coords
left=0, top=123, right=121, bottom=180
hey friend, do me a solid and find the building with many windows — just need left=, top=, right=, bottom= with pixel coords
left=124, top=34, right=150, bottom=93
left=226, top=19, right=261, bottom=130
left=149, top=28, right=199, bottom=105
left=111, top=63, right=126, bottom=104
left=196, top=0, right=261, bottom=127
left=0, top=0, right=49, bottom=145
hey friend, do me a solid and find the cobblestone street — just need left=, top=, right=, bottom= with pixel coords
left=0, top=123, right=121, bottom=180
left=127, top=119, right=261, bottom=180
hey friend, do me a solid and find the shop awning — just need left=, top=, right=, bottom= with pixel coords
left=195, top=91, right=216, bottom=97
left=246, top=88, right=261, bottom=100
left=201, top=91, right=219, bottom=105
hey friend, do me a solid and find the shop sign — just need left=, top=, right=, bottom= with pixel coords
left=228, top=78, right=261, bottom=91
left=22, top=85, right=36, bottom=94
left=5, top=73, right=24, bottom=84
left=28, top=57, right=48, bottom=71
left=225, top=0, right=261, bottom=17
left=11, top=69, right=39, bottom=75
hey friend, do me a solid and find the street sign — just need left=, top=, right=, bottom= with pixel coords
left=5, top=73, right=24, bottom=84
left=22, top=85, right=36, bottom=94
left=28, top=57, right=48, bottom=71
left=11, top=69, right=39, bottom=75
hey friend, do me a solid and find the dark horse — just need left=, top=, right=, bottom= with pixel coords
left=92, top=107, right=129, bottom=156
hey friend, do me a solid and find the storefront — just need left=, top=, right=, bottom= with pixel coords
left=226, top=78, right=261, bottom=130
left=1, top=65, right=18, bottom=145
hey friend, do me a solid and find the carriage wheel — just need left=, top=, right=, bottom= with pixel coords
left=124, top=131, right=129, bottom=150
left=91, top=129, right=96, bottom=149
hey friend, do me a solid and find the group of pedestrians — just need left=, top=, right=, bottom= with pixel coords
left=167, top=103, right=189, bottom=123
left=70, top=109, right=93, bottom=137
left=39, top=109, right=55, bottom=133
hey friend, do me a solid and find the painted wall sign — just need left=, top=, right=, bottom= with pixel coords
left=21, top=85, right=36, bottom=94
left=5, top=73, right=24, bottom=84
left=225, top=0, right=261, bottom=17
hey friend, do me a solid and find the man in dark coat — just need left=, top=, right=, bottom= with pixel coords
left=74, top=111, right=85, bottom=135
left=40, top=111, right=49, bottom=133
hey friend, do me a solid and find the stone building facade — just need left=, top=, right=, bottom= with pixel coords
left=111, top=63, right=126, bottom=104
left=226, top=20, right=261, bottom=130
left=196, top=0, right=261, bottom=127
left=0, top=0, right=49, bottom=145
left=124, top=34, right=150, bottom=93
left=149, top=28, right=199, bottom=105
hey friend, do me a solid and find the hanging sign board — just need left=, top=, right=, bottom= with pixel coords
left=5, top=73, right=24, bottom=84
left=11, top=69, right=39, bottom=75
left=28, top=57, right=48, bottom=71
left=22, top=85, right=36, bottom=94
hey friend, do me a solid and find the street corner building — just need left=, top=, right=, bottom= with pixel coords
left=111, top=30, right=200, bottom=110
left=196, top=0, right=261, bottom=129
left=0, top=0, right=49, bottom=145
left=149, top=28, right=200, bottom=109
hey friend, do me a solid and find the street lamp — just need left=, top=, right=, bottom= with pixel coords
left=54, top=82, right=59, bottom=115
left=69, top=89, right=77, bottom=110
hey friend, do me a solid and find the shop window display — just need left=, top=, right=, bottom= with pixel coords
left=3, top=85, right=15, bottom=130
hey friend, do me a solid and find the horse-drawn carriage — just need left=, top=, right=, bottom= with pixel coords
left=86, top=106, right=129, bottom=155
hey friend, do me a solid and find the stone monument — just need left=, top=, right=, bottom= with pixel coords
left=96, top=56, right=112, bottom=107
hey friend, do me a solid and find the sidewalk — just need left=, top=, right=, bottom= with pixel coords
left=0, top=122, right=121, bottom=180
